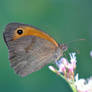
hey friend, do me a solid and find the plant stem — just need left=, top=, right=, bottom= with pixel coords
left=52, top=69, right=77, bottom=92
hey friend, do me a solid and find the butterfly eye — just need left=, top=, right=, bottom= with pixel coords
left=17, top=29, right=23, bottom=35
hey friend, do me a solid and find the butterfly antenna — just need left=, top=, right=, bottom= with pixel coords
left=64, top=38, right=86, bottom=44
left=60, top=38, right=86, bottom=56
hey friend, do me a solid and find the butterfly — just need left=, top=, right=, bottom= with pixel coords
left=3, top=23, right=67, bottom=77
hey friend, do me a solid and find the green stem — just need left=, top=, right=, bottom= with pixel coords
left=52, top=69, right=77, bottom=92
left=70, top=84, right=77, bottom=92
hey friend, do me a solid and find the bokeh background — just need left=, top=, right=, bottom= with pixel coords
left=0, top=0, right=92, bottom=92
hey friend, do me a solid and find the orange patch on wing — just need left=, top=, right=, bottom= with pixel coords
left=13, top=26, right=58, bottom=47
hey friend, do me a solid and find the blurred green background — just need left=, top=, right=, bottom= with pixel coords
left=0, top=0, right=92, bottom=92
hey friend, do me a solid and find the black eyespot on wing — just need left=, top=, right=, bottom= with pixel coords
left=17, top=30, right=23, bottom=35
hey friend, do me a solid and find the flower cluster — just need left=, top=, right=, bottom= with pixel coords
left=56, top=53, right=76, bottom=81
left=75, top=74, right=92, bottom=92
left=49, top=52, right=92, bottom=92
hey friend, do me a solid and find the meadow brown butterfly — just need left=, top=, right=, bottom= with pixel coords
left=3, top=23, right=67, bottom=77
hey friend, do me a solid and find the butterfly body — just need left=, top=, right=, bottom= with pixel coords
left=3, top=23, right=65, bottom=77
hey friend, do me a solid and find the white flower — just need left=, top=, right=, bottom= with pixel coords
left=75, top=74, right=92, bottom=92
left=70, top=52, right=77, bottom=69
left=70, top=53, right=76, bottom=63
left=56, top=58, right=68, bottom=72
left=56, top=52, right=77, bottom=72
left=48, top=66, right=56, bottom=72
left=58, top=64, right=66, bottom=72
left=90, top=51, right=92, bottom=57
left=54, top=52, right=77, bottom=81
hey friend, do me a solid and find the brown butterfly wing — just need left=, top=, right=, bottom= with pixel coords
left=4, top=35, right=57, bottom=77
